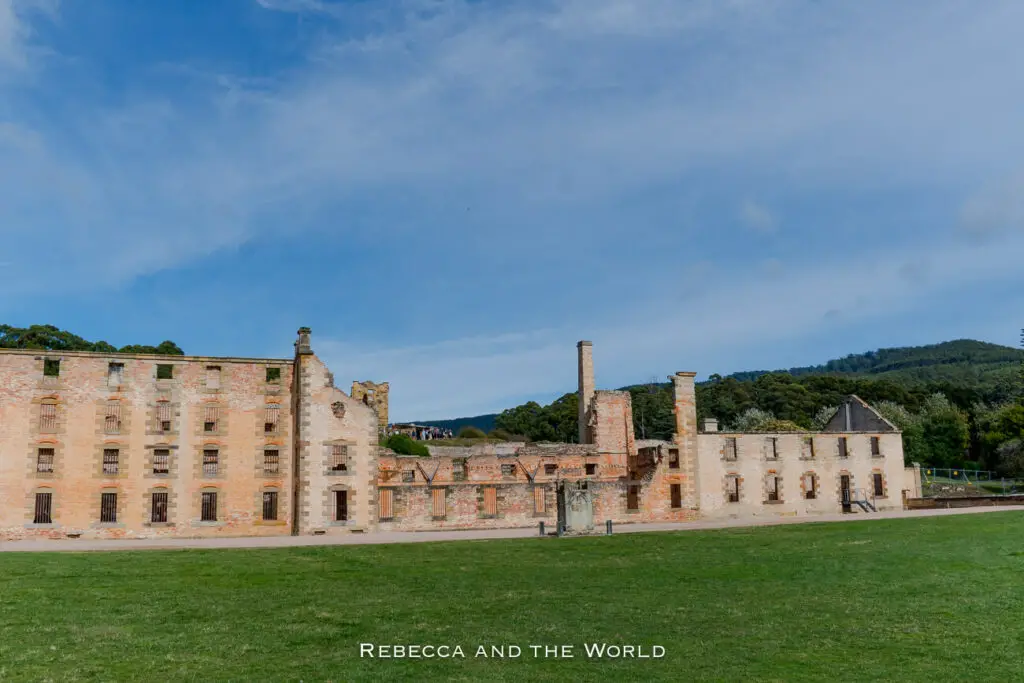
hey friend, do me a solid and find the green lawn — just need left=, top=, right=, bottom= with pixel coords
left=3, top=512, right=1024, bottom=681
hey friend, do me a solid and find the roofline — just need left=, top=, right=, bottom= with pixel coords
left=0, top=347, right=292, bottom=365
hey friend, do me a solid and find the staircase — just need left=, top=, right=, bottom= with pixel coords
left=851, top=488, right=876, bottom=513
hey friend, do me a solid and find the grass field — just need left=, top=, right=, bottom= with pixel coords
left=3, top=512, right=1024, bottom=681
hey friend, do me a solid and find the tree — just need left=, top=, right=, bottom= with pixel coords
left=729, top=407, right=776, bottom=432
left=811, top=405, right=838, bottom=430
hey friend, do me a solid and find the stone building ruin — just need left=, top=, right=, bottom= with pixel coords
left=0, top=329, right=921, bottom=540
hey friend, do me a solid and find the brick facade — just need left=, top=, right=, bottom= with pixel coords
left=0, top=333, right=918, bottom=540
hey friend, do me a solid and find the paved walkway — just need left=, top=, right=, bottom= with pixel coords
left=0, top=506, right=1019, bottom=553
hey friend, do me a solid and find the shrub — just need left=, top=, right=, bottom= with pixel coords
left=383, top=434, right=430, bottom=457
left=457, top=426, right=487, bottom=439
left=488, top=429, right=512, bottom=441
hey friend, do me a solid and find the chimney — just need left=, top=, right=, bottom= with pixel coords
left=295, top=327, right=313, bottom=356
left=669, top=372, right=698, bottom=443
left=577, top=341, right=594, bottom=444
left=702, top=418, right=719, bottom=433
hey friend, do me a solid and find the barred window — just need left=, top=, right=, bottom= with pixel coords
left=202, top=449, right=219, bottom=477
left=201, top=491, right=217, bottom=521
left=501, top=464, right=516, bottom=477
left=104, top=402, right=122, bottom=434
left=203, top=405, right=219, bottom=433
left=151, top=492, right=168, bottom=523
left=264, top=449, right=280, bottom=474
left=36, top=448, right=55, bottom=473
left=402, top=470, right=415, bottom=483
left=100, top=492, right=117, bottom=523
left=263, top=491, right=279, bottom=521
left=264, top=404, right=280, bottom=433
left=39, top=402, right=57, bottom=433
left=329, top=444, right=348, bottom=472
left=34, top=492, right=53, bottom=524
left=153, top=449, right=170, bottom=475
left=452, top=459, right=467, bottom=481
left=544, top=464, right=557, bottom=475
left=157, top=402, right=172, bottom=432
left=102, top=449, right=119, bottom=475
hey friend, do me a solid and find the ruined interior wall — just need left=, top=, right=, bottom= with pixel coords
left=591, top=391, right=636, bottom=456
left=823, top=397, right=897, bottom=433
left=0, top=349, right=294, bottom=540
left=350, top=380, right=389, bottom=435
left=696, top=432, right=906, bottom=519
left=297, top=355, right=379, bottom=534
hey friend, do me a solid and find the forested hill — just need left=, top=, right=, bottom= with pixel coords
left=725, top=339, right=1022, bottom=386
left=0, top=324, right=184, bottom=355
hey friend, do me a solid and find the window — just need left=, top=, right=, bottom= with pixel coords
left=627, top=484, right=640, bottom=511
left=533, top=486, right=545, bottom=515
left=402, top=470, right=415, bottom=483
left=871, top=437, right=881, bottom=457
left=803, top=437, right=816, bottom=459
left=266, top=367, right=281, bottom=383
left=104, top=402, right=122, bottom=434
left=206, top=366, right=221, bottom=389
left=201, top=492, right=217, bottom=521
left=482, top=487, right=498, bottom=516
left=670, top=483, right=682, bottom=509
left=264, top=449, right=280, bottom=474
left=153, top=449, right=170, bottom=475
left=108, top=362, right=124, bottom=387
left=34, top=492, right=53, bottom=524
left=36, top=448, right=54, bottom=473
left=156, top=364, right=173, bottom=380
left=724, top=437, right=738, bottom=460
left=668, top=448, right=680, bottom=469
left=452, top=459, right=467, bottom=481
left=334, top=490, right=348, bottom=521
left=264, top=404, right=280, bottom=433
left=203, top=405, right=219, bottom=433
left=804, top=473, right=817, bottom=500
left=585, top=463, right=597, bottom=476
left=873, top=473, right=884, bottom=497
left=501, top=463, right=516, bottom=477
left=766, top=437, right=778, bottom=460
left=544, top=464, right=557, bottom=475
left=766, top=475, right=781, bottom=502
left=157, top=402, right=172, bottom=432
left=263, top=491, right=279, bottom=521
left=152, top=492, right=168, bottom=523
left=202, top=449, right=219, bottom=477
left=43, top=358, right=60, bottom=377
left=39, top=402, right=57, bottom=433
left=838, top=437, right=848, bottom=458
left=100, top=492, right=117, bottom=523
left=329, top=444, right=348, bottom=472
left=727, top=476, right=740, bottom=503
left=432, top=488, right=446, bottom=519
left=378, top=488, right=394, bottom=521
left=102, top=449, right=119, bottom=475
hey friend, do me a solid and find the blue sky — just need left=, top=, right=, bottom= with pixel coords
left=2, top=0, right=1023, bottom=421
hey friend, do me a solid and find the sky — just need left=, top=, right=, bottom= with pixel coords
left=1, top=0, right=1023, bottom=422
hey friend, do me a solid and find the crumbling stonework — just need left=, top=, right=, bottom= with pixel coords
left=0, top=333, right=917, bottom=541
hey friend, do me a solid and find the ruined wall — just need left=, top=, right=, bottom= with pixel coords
left=824, top=396, right=898, bottom=433
left=295, top=338, right=379, bottom=535
left=695, top=431, right=906, bottom=519
left=591, top=391, right=636, bottom=456
left=350, top=380, right=389, bottom=435
left=577, top=341, right=595, bottom=444
left=0, top=349, right=294, bottom=540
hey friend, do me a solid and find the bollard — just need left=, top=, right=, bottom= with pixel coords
left=606, top=519, right=613, bottom=536
left=539, top=521, right=545, bottom=536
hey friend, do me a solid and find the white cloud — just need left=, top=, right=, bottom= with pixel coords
left=739, top=200, right=776, bottom=233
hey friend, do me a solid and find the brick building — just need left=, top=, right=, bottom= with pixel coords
left=0, top=330, right=921, bottom=540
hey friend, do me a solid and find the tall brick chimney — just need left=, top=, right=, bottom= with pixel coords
left=577, top=341, right=595, bottom=444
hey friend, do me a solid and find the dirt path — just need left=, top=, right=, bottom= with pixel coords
left=0, top=506, right=1017, bottom=553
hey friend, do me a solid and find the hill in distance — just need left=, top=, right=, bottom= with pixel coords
left=424, top=339, right=1024, bottom=428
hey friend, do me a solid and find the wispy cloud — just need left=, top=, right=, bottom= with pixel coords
left=739, top=199, right=776, bottom=233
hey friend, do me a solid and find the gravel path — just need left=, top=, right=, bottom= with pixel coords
left=0, top=506, right=1017, bottom=553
